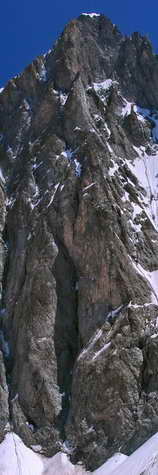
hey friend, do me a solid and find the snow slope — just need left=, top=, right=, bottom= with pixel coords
left=93, top=453, right=127, bottom=474
left=108, top=432, right=158, bottom=475
left=0, top=433, right=88, bottom=475
left=2, top=432, right=158, bottom=474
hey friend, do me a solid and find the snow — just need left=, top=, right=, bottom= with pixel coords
left=108, top=161, right=119, bottom=177
left=59, top=92, right=68, bottom=106
left=131, top=258, right=158, bottom=304
left=92, top=342, right=111, bottom=361
left=83, top=182, right=96, bottom=191
left=74, top=126, right=81, bottom=132
left=132, top=203, right=142, bottom=220
left=62, top=149, right=82, bottom=176
left=37, top=63, right=47, bottom=82
left=121, top=98, right=135, bottom=117
left=93, top=453, right=127, bottom=474
left=128, top=302, right=154, bottom=309
left=0, top=433, right=88, bottom=475
left=135, top=106, right=158, bottom=142
left=108, top=432, right=158, bottom=474
left=81, top=13, right=100, bottom=18
left=93, top=79, right=113, bottom=93
left=0, top=167, right=5, bottom=183
left=78, top=329, right=103, bottom=361
left=43, top=452, right=87, bottom=474
left=7, top=145, right=16, bottom=161
left=128, top=146, right=158, bottom=229
left=74, top=158, right=82, bottom=176
left=0, top=87, right=4, bottom=93
left=104, top=122, right=111, bottom=137
left=0, top=433, right=43, bottom=475
left=47, top=183, right=60, bottom=208
left=2, top=431, right=158, bottom=474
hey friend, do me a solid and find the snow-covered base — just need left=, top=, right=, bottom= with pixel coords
left=2, top=432, right=158, bottom=474
left=0, top=433, right=87, bottom=474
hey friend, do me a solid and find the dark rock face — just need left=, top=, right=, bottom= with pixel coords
left=0, top=12, right=158, bottom=470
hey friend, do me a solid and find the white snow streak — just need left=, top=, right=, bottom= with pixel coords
left=78, top=329, right=103, bottom=361
left=92, top=342, right=111, bottom=361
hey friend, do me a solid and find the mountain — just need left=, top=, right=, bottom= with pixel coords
left=0, top=11, right=158, bottom=473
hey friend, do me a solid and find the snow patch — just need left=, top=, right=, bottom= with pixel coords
left=37, top=62, right=47, bottom=82
left=131, top=258, right=158, bottom=304
left=108, top=161, right=119, bottom=177
left=93, top=79, right=113, bottom=93
left=81, top=13, right=100, bottom=18
left=128, top=146, right=158, bottom=229
left=59, top=92, right=68, bottom=106
left=62, top=149, right=82, bottom=176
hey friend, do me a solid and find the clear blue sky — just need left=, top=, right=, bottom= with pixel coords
left=1, top=0, right=158, bottom=88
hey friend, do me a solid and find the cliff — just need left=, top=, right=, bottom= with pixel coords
left=0, top=12, right=158, bottom=472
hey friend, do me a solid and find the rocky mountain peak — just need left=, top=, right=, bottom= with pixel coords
left=0, top=12, right=158, bottom=473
